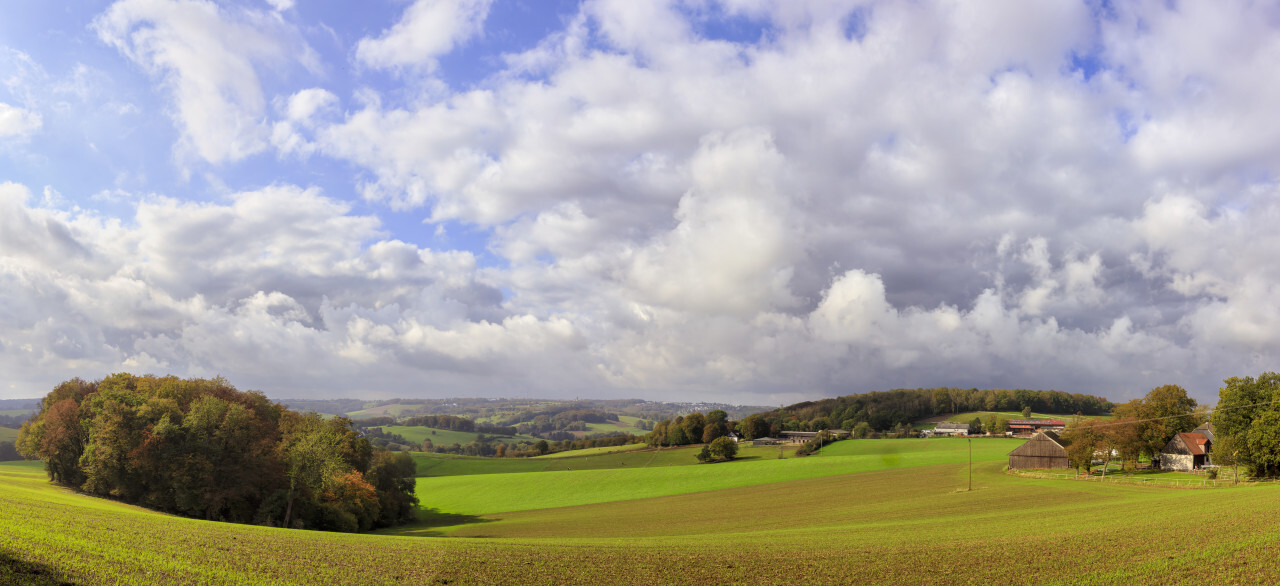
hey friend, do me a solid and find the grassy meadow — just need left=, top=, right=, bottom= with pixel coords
left=0, top=427, right=17, bottom=442
left=4, top=437, right=1280, bottom=584
left=376, top=425, right=542, bottom=448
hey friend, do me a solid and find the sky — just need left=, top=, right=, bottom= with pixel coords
left=1, top=0, right=1279, bottom=406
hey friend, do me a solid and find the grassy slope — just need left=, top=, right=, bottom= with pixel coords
left=412, top=438, right=1025, bottom=516
left=6, top=439, right=1280, bottom=584
left=343, top=404, right=421, bottom=419
left=0, top=427, right=17, bottom=442
left=412, top=443, right=699, bottom=477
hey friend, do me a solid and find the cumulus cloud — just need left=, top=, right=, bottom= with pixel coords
left=356, top=0, right=493, bottom=72
left=8, top=1, right=1280, bottom=404
left=93, top=0, right=318, bottom=164
left=0, top=103, right=41, bottom=139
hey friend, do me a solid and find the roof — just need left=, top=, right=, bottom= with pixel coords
left=935, top=422, right=970, bottom=430
left=1007, top=430, right=1068, bottom=457
left=1178, top=432, right=1210, bottom=456
left=1008, top=420, right=1066, bottom=426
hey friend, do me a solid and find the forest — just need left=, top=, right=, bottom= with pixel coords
left=16, top=374, right=418, bottom=533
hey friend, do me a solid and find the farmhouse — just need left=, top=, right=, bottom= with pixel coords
left=1160, top=432, right=1212, bottom=471
left=932, top=422, right=970, bottom=436
left=1007, top=419, right=1066, bottom=436
left=1007, top=431, right=1070, bottom=469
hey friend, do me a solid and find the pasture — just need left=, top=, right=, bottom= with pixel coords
left=0, top=427, right=17, bottom=442
left=4, top=438, right=1280, bottom=584
left=376, top=425, right=542, bottom=448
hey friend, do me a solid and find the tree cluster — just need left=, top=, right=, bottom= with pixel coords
left=645, top=410, right=731, bottom=446
left=1211, top=372, right=1280, bottom=477
left=1059, top=384, right=1201, bottom=473
left=696, top=436, right=739, bottom=462
left=16, top=374, right=418, bottom=533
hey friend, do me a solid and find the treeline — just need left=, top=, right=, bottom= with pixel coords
left=503, top=407, right=620, bottom=436
left=750, top=387, right=1112, bottom=436
left=16, top=374, right=418, bottom=533
left=424, top=431, right=641, bottom=458
left=399, top=414, right=519, bottom=436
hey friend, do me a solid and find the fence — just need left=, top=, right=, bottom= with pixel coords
left=1010, top=471, right=1226, bottom=488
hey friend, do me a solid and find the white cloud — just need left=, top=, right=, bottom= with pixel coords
left=93, top=0, right=317, bottom=164
left=11, top=2, right=1280, bottom=404
left=0, top=103, right=41, bottom=139
left=356, top=0, right=493, bottom=72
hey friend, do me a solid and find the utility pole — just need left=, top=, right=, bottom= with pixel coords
left=967, top=436, right=972, bottom=491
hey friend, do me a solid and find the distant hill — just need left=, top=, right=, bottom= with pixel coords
left=750, top=387, right=1113, bottom=436
left=0, top=398, right=40, bottom=411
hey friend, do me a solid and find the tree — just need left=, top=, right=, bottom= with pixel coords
left=738, top=415, right=769, bottom=440
left=1021, top=406, right=1032, bottom=419
left=280, top=413, right=348, bottom=529
left=1106, top=418, right=1143, bottom=471
left=366, top=451, right=418, bottom=527
left=695, top=446, right=711, bottom=463
left=1061, top=419, right=1104, bottom=474
left=1212, top=373, right=1280, bottom=477
left=701, top=423, right=725, bottom=444
left=708, top=436, right=738, bottom=461
left=680, top=413, right=705, bottom=444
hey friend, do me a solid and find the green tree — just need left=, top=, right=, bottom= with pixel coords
left=280, top=413, right=348, bottom=529
left=695, top=445, right=711, bottom=463
left=1212, top=373, right=1280, bottom=477
left=738, top=415, right=769, bottom=440
left=708, top=436, right=738, bottom=461
left=680, top=413, right=705, bottom=445
left=366, top=451, right=418, bottom=527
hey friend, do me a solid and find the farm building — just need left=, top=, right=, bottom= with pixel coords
left=1193, top=422, right=1214, bottom=442
left=1160, top=432, right=1211, bottom=471
left=1007, top=431, right=1070, bottom=469
left=1007, top=420, right=1066, bottom=436
left=778, top=430, right=849, bottom=443
left=751, top=437, right=781, bottom=446
left=932, top=422, right=970, bottom=436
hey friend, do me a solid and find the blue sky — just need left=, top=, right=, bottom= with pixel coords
left=3, top=0, right=1280, bottom=405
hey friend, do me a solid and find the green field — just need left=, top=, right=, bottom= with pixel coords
left=0, top=427, right=17, bottom=442
left=582, top=415, right=646, bottom=435
left=377, top=425, right=542, bottom=447
left=5, top=437, right=1280, bottom=583
left=343, top=404, right=424, bottom=419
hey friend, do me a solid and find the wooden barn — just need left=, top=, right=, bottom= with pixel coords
left=1007, top=430, right=1070, bottom=469
left=1160, top=432, right=1211, bottom=471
